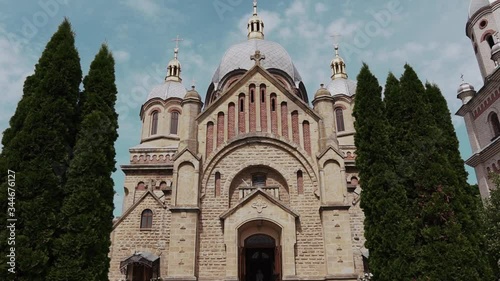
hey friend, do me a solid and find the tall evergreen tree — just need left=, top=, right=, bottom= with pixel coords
left=0, top=19, right=82, bottom=281
left=422, top=83, right=494, bottom=279
left=353, top=64, right=415, bottom=280
left=382, top=65, right=494, bottom=280
left=49, top=45, right=118, bottom=281
left=484, top=176, right=500, bottom=278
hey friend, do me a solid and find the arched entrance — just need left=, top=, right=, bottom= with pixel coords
left=239, top=220, right=281, bottom=281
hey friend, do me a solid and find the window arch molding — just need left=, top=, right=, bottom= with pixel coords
left=150, top=110, right=160, bottom=135
left=140, top=209, right=153, bottom=229
left=335, top=107, right=345, bottom=132
left=488, top=111, right=500, bottom=139
left=169, top=110, right=181, bottom=135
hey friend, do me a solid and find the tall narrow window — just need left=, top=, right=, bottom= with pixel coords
left=297, top=170, right=304, bottom=194
left=260, top=84, right=267, bottom=132
left=206, top=122, right=214, bottom=155
left=228, top=103, right=236, bottom=139
left=141, top=209, right=153, bottom=229
left=151, top=111, right=159, bottom=135
left=335, top=108, right=345, bottom=132
left=270, top=93, right=278, bottom=134
left=239, top=94, right=246, bottom=133
left=291, top=111, right=299, bottom=144
left=281, top=102, right=288, bottom=138
left=170, top=111, right=179, bottom=135
left=302, top=121, right=311, bottom=154
left=249, top=85, right=256, bottom=132
left=490, top=112, right=500, bottom=138
left=217, top=112, right=225, bottom=147
left=215, top=172, right=221, bottom=197
left=486, top=34, right=495, bottom=48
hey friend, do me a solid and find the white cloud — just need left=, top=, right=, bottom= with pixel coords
left=113, top=50, right=130, bottom=63
left=0, top=36, right=33, bottom=142
left=123, top=0, right=160, bottom=17
left=326, top=18, right=363, bottom=39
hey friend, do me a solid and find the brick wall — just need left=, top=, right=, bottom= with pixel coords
left=198, top=143, right=325, bottom=279
left=108, top=195, right=171, bottom=280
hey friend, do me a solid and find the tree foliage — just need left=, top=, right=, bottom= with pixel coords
left=49, top=45, right=118, bottom=281
left=353, top=64, right=415, bottom=280
left=0, top=21, right=118, bottom=281
left=0, top=18, right=82, bottom=281
left=356, top=64, right=495, bottom=280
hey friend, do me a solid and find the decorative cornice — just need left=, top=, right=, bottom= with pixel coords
left=465, top=136, right=500, bottom=167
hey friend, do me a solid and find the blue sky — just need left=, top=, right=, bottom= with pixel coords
left=0, top=0, right=483, bottom=216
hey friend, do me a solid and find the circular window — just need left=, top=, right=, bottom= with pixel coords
left=479, top=19, right=488, bottom=29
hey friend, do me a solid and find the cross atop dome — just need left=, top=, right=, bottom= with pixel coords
left=248, top=0, right=264, bottom=40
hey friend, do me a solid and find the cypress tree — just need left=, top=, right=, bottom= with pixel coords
left=353, top=64, right=415, bottom=280
left=383, top=65, right=492, bottom=280
left=484, top=176, right=500, bottom=278
left=422, top=83, right=494, bottom=279
left=49, top=45, right=118, bottom=281
left=0, top=18, right=82, bottom=281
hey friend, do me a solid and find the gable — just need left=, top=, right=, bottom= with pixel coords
left=113, top=191, right=165, bottom=230
left=220, top=187, right=299, bottom=220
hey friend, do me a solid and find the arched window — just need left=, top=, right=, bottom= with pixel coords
left=206, top=122, right=214, bottom=155
left=486, top=34, right=495, bottom=48
left=170, top=111, right=179, bottom=135
left=302, top=120, right=311, bottom=154
left=335, top=108, right=345, bottom=132
left=490, top=112, right=500, bottom=138
left=297, top=170, right=304, bottom=194
left=140, top=209, right=153, bottom=229
left=151, top=111, right=159, bottom=135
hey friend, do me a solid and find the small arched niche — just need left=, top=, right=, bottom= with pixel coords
left=229, top=166, right=290, bottom=207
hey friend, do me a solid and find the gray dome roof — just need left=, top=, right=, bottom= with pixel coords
left=211, top=39, right=302, bottom=85
left=457, top=82, right=475, bottom=94
left=147, top=81, right=187, bottom=101
left=469, top=0, right=490, bottom=17
left=326, top=78, right=357, bottom=97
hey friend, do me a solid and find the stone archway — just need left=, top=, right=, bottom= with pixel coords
left=239, top=220, right=282, bottom=281
left=220, top=191, right=297, bottom=280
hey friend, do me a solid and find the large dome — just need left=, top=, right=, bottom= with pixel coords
left=469, top=0, right=491, bottom=17
left=326, top=78, right=357, bottom=97
left=147, top=81, right=187, bottom=100
left=211, top=39, right=302, bottom=85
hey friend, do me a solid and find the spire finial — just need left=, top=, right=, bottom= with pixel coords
left=461, top=73, right=465, bottom=83
left=247, top=0, right=264, bottom=39
left=329, top=36, right=348, bottom=80
left=172, top=35, right=184, bottom=59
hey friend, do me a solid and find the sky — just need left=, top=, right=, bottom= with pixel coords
left=0, top=0, right=485, bottom=216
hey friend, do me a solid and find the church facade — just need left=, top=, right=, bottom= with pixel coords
left=109, top=3, right=367, bottom=281
left=457, top=0, right=500, bottom=199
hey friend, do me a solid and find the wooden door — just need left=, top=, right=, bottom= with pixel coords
left=239, top=246, right=245, bottom=281
left=274, top=246, right=281, bottom=281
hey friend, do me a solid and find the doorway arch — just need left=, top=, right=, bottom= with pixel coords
left=239, top=220, right=282, bottom=281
